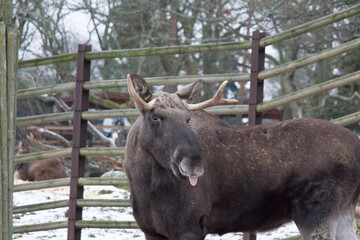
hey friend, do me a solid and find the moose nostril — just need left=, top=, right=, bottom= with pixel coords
left=179, top=157, right=204, bottom=176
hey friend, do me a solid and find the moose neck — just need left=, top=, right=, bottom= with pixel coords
left=149, top=161, right=180, bottom=193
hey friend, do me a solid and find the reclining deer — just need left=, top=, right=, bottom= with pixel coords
left=124, top=73, right=360, bottom=240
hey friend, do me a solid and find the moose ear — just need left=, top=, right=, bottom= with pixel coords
left=176, top=79, right=203, bottom=104
left=128, top=73, right=153, bottom=103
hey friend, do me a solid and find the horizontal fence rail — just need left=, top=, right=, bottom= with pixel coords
left=258, top=37, right=360, bottom=80
left=13, top=221, right=69, bottom=234
left=14, top=148, right=72, bottom=164
left=18, top=3, right=360, bottom=69
left=17, top=82, right=75, bottom=99
left=13, top=220, right=138, bottom=234
left=79, top=147, right=125, bottom=157
left=18, top=41, right=251, bottom=69
left=13, top=200, right=69, bottom=214
left=14, top=177, right=129, bottom=192
left=77, top=177, right=128, bottom=187
left=14, top=178, right=70, bottom=192
left=77, top=199, right=131, bottom=208
left=17, top=73, right=249, bottom=99
left=83, top=73, right=250, bottom=90
left=257, top=70, right=360, bottom=112
left=84, top=42, right=252, bottom=61
left=13, top=199, right=131, bottom=214
left=82, top=105, right=249, bottom=120
left=75, top=220, right=138, bottom=229
left=332, top=111, right=360, bottom=126
left=258, top=3, right=360, bottom=48
left=14, top=147, right=125, bottom=164
left=16, top=112, right=73, bottom=127
left=16, top=105, right=250, bottom=127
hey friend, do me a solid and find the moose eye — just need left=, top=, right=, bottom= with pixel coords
left=151, top=114, right=161, bottom=122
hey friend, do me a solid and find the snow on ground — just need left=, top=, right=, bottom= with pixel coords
left=13, top=180, right=299, bottom=240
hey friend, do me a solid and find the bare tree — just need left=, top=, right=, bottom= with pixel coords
left=249, top=0, right=359, bottom=128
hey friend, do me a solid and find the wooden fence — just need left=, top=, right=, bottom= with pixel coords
left=0, top=21, right=19, bottom=240
left=2, top=3, right=360, bottom=240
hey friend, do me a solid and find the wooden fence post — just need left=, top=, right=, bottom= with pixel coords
left=248, top=30, right=266, bottom=126
left=0, top=22, right=19, bottom=240
left=67, top=44, right=91, bottom=240
left=244, top=30, right=266, bottom=240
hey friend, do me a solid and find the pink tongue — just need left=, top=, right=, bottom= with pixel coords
left=189, top=176, right=198, bottom=186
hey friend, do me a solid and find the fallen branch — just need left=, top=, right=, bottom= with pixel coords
left=50, top=93, right=117, bottom=148
left=28, top=126, right=71, bottom=148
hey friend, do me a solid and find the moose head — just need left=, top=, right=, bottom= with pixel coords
left=127, top=73, right=237, bottom=186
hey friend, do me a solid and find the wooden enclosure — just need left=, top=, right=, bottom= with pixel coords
left=1, top=4, right=360, bottom=240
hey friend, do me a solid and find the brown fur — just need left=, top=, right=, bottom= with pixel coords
left=124, top=74, right=360, bottom=240
left=15, top=158, right=66, bottom=181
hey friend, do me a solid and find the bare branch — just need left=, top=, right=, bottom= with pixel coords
left=27, top=134, right=60, bottom=151
left=23, top=72, right=43, bottom=88
left=51, top=93, right=116, bottom=147
left=28, top=125, right=71, bottom=148
left=311, top=92, right=360, bottom=111
left=51, top=94, right=72, bottom=111
left=87, top=121, right=116, bottom=148
left=331, top=92, right=360, bottom=101
left=16, top=141, right=24, bottom=155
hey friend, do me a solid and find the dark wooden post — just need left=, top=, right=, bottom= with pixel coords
left=243, top=231, right=257, bottom=240
left=67, top=44, right=91, bottom=240
left=244, top=30, right=265, bottom=240
left=248, top=30, right=266, bottom=126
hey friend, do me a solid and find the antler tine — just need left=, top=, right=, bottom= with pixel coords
left=185, top=81, right=238, bottom=111
left=127, top=74, right=156, bottom=111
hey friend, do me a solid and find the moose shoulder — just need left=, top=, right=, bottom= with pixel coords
left=124, top=73, right=360, bottom=240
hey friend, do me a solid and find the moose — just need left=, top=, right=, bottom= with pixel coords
left=124, top=73, right=360, bottom=240
left=15, top=158, right=66, bottom=181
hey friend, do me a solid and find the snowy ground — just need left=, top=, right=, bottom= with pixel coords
left=13, top=180, right=299, bottom=240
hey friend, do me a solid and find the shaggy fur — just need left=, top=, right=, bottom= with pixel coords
left=15, top=158, right=66, bottom=181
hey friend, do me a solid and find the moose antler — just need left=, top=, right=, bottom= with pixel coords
left=127, top=74, right=156, bottom=110
left=127, top=75, right=238, bottom=111
left=185, top=81, right=238, bottom=111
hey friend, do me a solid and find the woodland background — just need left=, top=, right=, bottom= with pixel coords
left=11, top=0, right=360, bottom=157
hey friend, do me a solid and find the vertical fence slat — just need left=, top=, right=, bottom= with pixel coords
left=0, top=21, right=7, bottom=240
left=6, top=26, right=18, bottom=240
left=244, top=30, right=266, bottom=240
left=0, top=22, right=18, bottom=240
left=67, top=44, right=91, bottom=240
